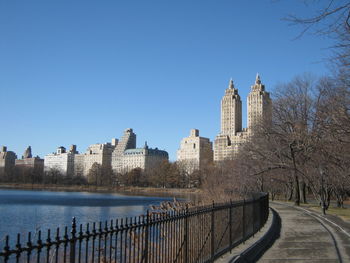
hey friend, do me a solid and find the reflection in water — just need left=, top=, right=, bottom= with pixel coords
left=0, top=189, right=174, bottom=245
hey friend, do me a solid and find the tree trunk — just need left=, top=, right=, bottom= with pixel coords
left=335, top=190, right=345, bottom=208
left=337, top=198, right=344, bottom=208
left=287, top=182, right=293, bottom=201
left=290, top=144, right=300, bottom=206
left=326, top=188, right=331, bottom=210
left=300, top=180, right=307, bottom=204
left=271, top=192, right=275, bottom=201
left=293, top=174, right=300, bottom=206
left=260, top=175, right=264, bottom=192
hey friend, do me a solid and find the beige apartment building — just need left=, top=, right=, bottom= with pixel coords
left=120, top=142, right=168, bottom=173
left=214, top=74, right=272, bottom=161
left=74, top=141, right=116, bottom=177
left=110, top=129, right=168, bottom=174
left=247, top=74, right=272, bottom=133
left=177, top=129, right=213, bottom=173
left=15, top=146, right=44, bottom=175
left=111, top=128, right=136, bottom=172
left=0, top=146, right=17, bottom=175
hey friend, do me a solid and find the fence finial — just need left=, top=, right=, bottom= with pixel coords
left=71, top=217, right=77, bottom=237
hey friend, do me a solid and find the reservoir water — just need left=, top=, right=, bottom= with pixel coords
left=0, top=189, right=175, bottom=245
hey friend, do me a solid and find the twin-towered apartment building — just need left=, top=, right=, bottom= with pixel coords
left=213, top=74, right=271, bottom=161
left=1, top=75, right=271, bottom=177
left=177, top=74, right=271, bottom=172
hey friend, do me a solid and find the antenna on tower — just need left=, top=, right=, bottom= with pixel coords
left=255, top=73, right=261, bottom=84
left=229, top=78, right=234, bottom=89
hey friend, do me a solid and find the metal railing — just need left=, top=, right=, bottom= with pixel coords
left=1, top=193, right=269, bottom=263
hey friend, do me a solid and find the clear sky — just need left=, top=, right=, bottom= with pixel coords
left=0, top=0, right=334, bottom=160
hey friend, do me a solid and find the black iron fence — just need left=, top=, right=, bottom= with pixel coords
left=1, top=193, right=269, bottom=263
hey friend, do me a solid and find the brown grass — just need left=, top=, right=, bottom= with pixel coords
left=0, top=183, right=200, bottom=197
left=302, top=204, right=350, bottom=222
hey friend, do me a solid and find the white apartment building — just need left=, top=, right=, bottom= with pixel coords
left=44, top=146, right=76, bottom=176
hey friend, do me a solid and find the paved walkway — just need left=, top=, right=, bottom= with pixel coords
left=258, top=202, right=350, bottom=263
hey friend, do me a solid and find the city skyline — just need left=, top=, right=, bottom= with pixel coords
left=0, top=1, right=334, bottom=160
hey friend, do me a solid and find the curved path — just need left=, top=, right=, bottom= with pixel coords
left=258, top=202, right=350, bottom=262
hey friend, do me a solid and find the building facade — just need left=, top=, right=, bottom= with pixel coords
left=111, top=129, right=168, bottom=174
left=44, top=146, right=77, bottom=176
left=177, top=129, right=213, bottom=173
left=120, top=142, right=168, bottom=173
left=247, top=74, right=272, bottom=134
left=44, top=128, right=168, bottom=177
left=111, top=128, right=136, bottom=172
left=0, top=146, right=17, bottom=175
left=214, top=75, right=272, bottom=161
left=74, top=141, right=116, bottom=177
left=15, top=146, right=44, bottom=175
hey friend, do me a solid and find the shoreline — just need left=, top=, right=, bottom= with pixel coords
left=0, top=183, right=200, bottom=197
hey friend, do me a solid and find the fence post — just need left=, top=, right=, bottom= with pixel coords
left=211, top=201, right=215, bottom=262
left=267, top=193, right=269, bottom=223
left=242, top=199, right=245, bottom=242
left=3, top=235, right=10, bottom=263
left=259, top=196, right=263, bottom=229
left=144, top=210, right=149, bottom=263
left=184, top=206, right=189, bottom=263
left=253, top=198, right=256, bottom=236
left=229, top=199, right=232, bottom=252
left=70, top=217, right=76, bottom=263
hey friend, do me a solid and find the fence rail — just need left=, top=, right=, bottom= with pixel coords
left=1, top=193, right=269, bottom=263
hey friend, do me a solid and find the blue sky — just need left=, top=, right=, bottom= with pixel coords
left=0, top=0, right=334, bottom=160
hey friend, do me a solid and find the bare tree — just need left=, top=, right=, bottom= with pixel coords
left=87, top=162, right=102, bottom=186
left=235, top=72, right=350, bottom=213
left=285, top=0, right=350, bottom=66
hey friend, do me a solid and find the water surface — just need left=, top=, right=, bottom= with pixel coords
left=0, top=189, right=174, bottom=245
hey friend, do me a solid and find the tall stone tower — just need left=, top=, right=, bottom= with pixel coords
left=214, top=79, right=243, bottom=161
left=247, top=74, right=272, bottom=134
left=221, top=79, right=242, bottom=136
left=214, top=74, right=272, bottom=162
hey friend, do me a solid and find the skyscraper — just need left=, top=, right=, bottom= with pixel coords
left=247, top=74, right=272, bottom=134
left=214, top=75, right=271, bottom=161
left=221, top=79, right=242, bottom=136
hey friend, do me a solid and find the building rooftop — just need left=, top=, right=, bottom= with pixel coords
left=124, top=147, right=168, bottom=156
left=124, top=148, right=145, bottom=154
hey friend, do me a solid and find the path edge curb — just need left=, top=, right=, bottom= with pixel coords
left=231, top=207, right=281, bottom=263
